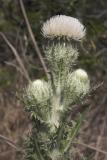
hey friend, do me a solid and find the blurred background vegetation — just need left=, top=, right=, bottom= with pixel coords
left=0, top=0, right=107, bottom=160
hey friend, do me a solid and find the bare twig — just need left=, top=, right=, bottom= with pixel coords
left=73, top=141, right=107, bottom=156
left=94, top=109, right=107, bottom=160
left=0, top=134, right=24, bottom=153
left=94, top=120, right=106, bottom=159
left=0, top=32, right=31, bottom=82
left=19, top=34, right=29, bottom=65
left=91, top=82, right=103, bottom=93
left=5, top=61, right=25, bottom=76
left=19, top=0, right=49, bottom=79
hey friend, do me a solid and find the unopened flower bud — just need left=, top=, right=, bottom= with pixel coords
left=66, top=69, right=90, bottom=104
left=27, top=79, right=50, bottom=103
left=73, top=69, right=89, bottom=83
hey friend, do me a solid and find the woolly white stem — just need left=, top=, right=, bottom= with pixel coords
left=49, top=96, right=60, bottom=132
left=50, top=83, right=63, bottom=132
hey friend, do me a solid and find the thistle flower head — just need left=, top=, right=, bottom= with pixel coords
left=26, top=79, right=50, bottom=103
left=42, top=15, right=86, bottom=40
left=70, top=69, right=89, bottom=94
left=64, top=69, right=90, bottom=105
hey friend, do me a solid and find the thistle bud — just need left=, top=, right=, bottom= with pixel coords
left=26, top=79, right=50, bottom=103
left=65, top=69, right=90, bottom=104
left=73, top=69, right=89, bottom=84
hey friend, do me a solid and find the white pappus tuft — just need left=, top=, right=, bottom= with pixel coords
left=42, top=15, right=86, bottom=40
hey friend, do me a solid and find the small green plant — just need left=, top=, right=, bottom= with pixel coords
left=23, top=15, right=90, bottom=160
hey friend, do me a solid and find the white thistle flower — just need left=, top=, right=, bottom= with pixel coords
left=27, top=79, right=50, bottom=103
left=42, top=15, right=86, bottom=40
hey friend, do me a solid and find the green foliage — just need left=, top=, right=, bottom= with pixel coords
left=24, top=114, right=84, bottom=160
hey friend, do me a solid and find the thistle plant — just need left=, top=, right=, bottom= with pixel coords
left=24, top=15, right=90, bottom=160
